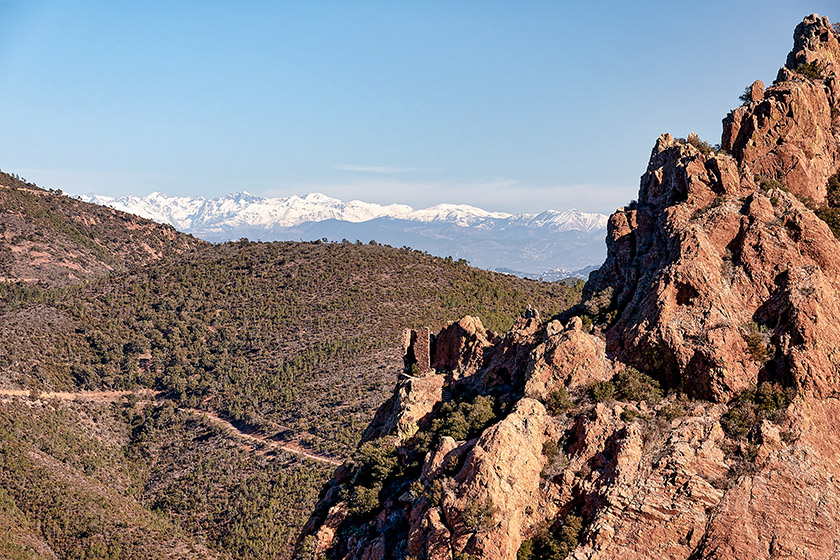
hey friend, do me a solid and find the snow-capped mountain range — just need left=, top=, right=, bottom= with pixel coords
left=82, top=191, right=607, bottom=233
left=80, top=191, right=609, bottom=278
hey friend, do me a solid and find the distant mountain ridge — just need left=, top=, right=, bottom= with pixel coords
left=80, top=191, right=609, bottom=278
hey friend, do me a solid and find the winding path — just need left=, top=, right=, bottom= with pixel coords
left=0, top=388, right=160, bottom=401
left=185, top=408, right=342, bottom=465
left=0, top=388, right=342, bottom=466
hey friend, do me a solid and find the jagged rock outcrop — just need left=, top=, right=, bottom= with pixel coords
left=298, top=15, right=840, bottom=560
left=524, top=317, right=613, bottom=399
left=590, top=129, right=840, bottom=401
left=407, top=399, right=552, bottom=559
left=722, top=14, right=840, bottom=203
left=431, top=317, right=495, bottom=379
left=362, top=375, right=445, bottom=441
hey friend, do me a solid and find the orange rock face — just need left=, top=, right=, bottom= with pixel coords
left=524, top=317, right=612, bottom=399
left=431, top=316, right=496, bottom=379
left=297, top=15, right=840, bottom=560
left=722, top=14, right=840, bottom=204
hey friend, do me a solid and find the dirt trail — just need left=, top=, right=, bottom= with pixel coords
left=186, top=408, right=342, bottom=466
left=0, top=388, right=160, bottom=401
left=0, top=387, right=342, bottom=466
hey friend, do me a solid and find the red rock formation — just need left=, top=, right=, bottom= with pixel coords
left=297, top=15, right=840, bottom=560
left=524, top=316, right=613, bottom=399
left=431, top=316, right=495, bottom=378
left=595, top=133, right=840, bottom=402
left=722, top=14, right=840, bottom=203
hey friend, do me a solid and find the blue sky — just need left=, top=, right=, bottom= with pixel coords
left=0, top=1, right=836, bottom=213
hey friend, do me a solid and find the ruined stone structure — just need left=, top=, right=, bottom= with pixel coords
left=403, top=326, right=432, bottom=374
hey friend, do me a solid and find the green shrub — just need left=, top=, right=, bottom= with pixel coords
left=542, top=440, right=559, bottom=462
left=434, top=395, right=496, bottom=442
left=613, top=367, right=663, bottom=404
left=444, top=454, right=461, bottom=474
left=815, top=173, right=840, bottom=238
left=415, top=395, right=500, bottom=454
left=587, top=381, right=615, bottom=402
left=517, top=539, right=536, bottom=560
left=758, top=177, right=785, bottom=192
left=517, top=514, right=583, bottom=560
left=816, top=206, right=840, bottom=238
left=408, top=480, right=425, bottom=499
left=294, top=536, right=317, bottom=560
left=720, top=404, right=755, bottom=440
left=355, top=439, right=399, bottom=486
left=588, top=368, right=662, bottom=405
left=544, top=388, right=572, bottom=415
left=827, top=173, right=840, bottom=207
left=557, top=516, right=583, bottom=554
left=688, top=137, right=714, bottom=155
left=743, top=322, right=771, bottom=364
left=720, top=383, right=794, bottom=440
left=794, top=61, right=825, bottom=80
left=754, top=381, right=795, bottom=412
left=462, top=497, right=497, bottom=532
left=349, top=485, right=381, bottom=516
left=583, top=288, right=612, bottom=315
left=620, top=408, right=639, bottom=422
left=426, top=479, right=446, bottom=506
left=681, top=133, right=715, bottom=155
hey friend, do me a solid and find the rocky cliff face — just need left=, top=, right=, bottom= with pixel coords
left=297, top=15, right=840, bottom=560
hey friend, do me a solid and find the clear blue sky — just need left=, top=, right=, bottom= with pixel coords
left=0, top=1, right=836, bottom=213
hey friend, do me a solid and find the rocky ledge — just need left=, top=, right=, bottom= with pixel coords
left=296, top=14, right=840, bottom=560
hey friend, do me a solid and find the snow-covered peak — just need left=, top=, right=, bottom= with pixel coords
left=79, top=190, right=607, bottom=234
left=82, top=192, right=206, bottom=230
left=403, top=203, right=512, bottom=226
left=511, top=208, right=609, bottom=232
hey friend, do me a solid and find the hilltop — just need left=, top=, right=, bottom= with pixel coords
left=0, top=171, right=203, bottom=289
left=299, top=14, right=840, bottom=560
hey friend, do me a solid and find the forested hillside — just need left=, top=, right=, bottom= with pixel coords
left=0, top=181, right=582, bottom=559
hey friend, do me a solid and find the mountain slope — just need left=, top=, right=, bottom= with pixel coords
left=81, top=191, right=608, bottom=277
left=0, top=171, right=203, bottom=289
left=299, top=14, right=840, bottom=560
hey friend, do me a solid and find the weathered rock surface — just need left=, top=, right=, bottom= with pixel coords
left=362, top=374, right=445, bottom=442
left=723, top=14, right=840, bottom=203
left=298, top=15, right=840, bottom=560
left=431, top=316, right=495, bottom=378
left=591, top=129, right=840, bottom=401
left=525, top=317, right=612, bottom=399
left=407, top=399, right=552, bottom=559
